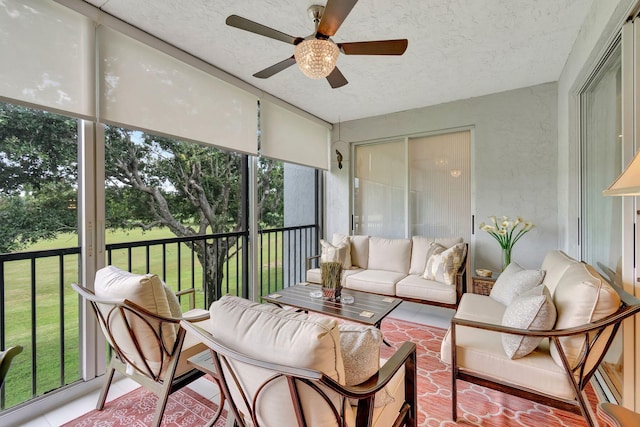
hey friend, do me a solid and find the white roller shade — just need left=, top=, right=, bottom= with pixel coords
left=97, top=26, right=258, bottom=154
left=0, top=0, right=94, bottom=118
left=261, top=100, right=329, bottom=170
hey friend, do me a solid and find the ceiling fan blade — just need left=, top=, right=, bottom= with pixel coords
left=316, top=0, right=358, bottom=38
left=339, top=39, right=408, bottom=55
left=226, top=15, right=302, bottom=45
left=326, top=67, right=348, bottom=89
left=253, top=56, right=296, bottom=79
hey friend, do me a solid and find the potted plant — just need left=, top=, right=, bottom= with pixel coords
left=321, top=261, right=343, bottom=301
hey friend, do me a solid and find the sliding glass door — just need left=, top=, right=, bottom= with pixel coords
left=353, top=131, right=471, bottom=240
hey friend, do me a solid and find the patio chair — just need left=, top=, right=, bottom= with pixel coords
left=0, top=345, right=23, bottom=389
left=181, top=295, right=418, bottom=427
left=72, top=266, right=222, bottom=427
left=598, top=402, right=640, bottom=427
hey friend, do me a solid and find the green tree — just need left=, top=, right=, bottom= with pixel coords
left=0, top=103, right=78, bottom=252
left=1, top=102, right=285, bottom=304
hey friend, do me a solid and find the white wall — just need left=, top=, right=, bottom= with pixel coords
left=327, top=83, right=558, bottom=271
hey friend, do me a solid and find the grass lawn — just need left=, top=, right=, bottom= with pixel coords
left=1, top=228, right=285, bottom=410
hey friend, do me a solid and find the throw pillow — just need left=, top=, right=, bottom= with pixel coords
left=339, top=324, right=394, bottom=407
left=321, top=236, right=352, bottom=269
left=423, top=243, right=466, bottom=285
left=489, top=262, right=545, bottom=306
left=501, top=285, right=557, bottom=359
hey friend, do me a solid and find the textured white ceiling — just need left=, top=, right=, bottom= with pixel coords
left=83, top=0, right=593, bottom=124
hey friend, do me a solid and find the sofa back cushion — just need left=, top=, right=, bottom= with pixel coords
left=333, top=234, right=370, bottom=269
left=368, top=237, right=412, bottom=274
left=410, top=236, right=463, bottom=275
left=541, top=250, right=578, bottom=295
left=94, top=266, right=177, bottom=378
left=209, top=296, right=347, bottom=427
left=551, top=263, right=621, bottom=369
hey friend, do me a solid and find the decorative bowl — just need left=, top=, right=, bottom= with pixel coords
left=475, top=269, right=492, bottom=278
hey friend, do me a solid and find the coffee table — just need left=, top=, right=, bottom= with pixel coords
left=262, top=283, right=402, bottom=330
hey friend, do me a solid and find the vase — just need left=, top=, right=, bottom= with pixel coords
left=502, top=247, right=512, bottom=271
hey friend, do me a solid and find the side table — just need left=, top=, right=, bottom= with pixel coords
left=471, top=275, right=497, bottom=295
left=187, top=350, right=234, bottom=427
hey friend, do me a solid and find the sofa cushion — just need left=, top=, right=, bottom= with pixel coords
left=409, top=236, right=463, bottom=275
left=423, top=243, right=466, bottom=285
left=551, top=263, right=621, bottom=368
left=94, top=266, right=177, bottom=377
left=306, top=267, right=363, bottom=286
left=367, top=237, right=411, bottom=274
left=321, top=236, right=352, bottom=269
left=334, top=234, right=370, bottom=269
left=396, top=274, right=457, bottom=305
left=345, top=270, right=405, bottom=296
left=501, top=285, right=557, bottom=359
left=489, top=262, right=545, bottom=305
left=339, top=324, right=394, bottom=407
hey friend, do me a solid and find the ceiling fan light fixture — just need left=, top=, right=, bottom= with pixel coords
left=294, top=39, right=339, bottom=79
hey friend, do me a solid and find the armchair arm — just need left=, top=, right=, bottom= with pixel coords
left=451, top=299, right=640, bottom=339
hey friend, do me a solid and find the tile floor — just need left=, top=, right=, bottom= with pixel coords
left=10, top=301, right=453, bottom=427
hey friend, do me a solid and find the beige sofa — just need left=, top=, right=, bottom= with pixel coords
left=440, top=250, right=640, bottom=427
left=306, top=234, right=468, bottom=308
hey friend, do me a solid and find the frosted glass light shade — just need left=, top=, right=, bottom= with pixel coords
left=603, top=150, right=640, bottom=196
left=294, top=39, right=339, bottom=79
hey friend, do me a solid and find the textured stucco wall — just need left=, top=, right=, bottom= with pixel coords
left=327, top=82, right=558, bottom=271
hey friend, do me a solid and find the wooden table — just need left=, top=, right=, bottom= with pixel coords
left=262, top=283, right=402, bottom=329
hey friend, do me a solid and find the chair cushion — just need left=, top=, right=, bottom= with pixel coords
left=94, top=266, right=177, bottom=377
left=209, top=295, right=345, bottom=382
left=501, top=285, right=557, bottom=359
left=551, top=263, right=620, bottom=368
left=339, top=324, right=394, bottom=407
left=409, top=236, right=463, bottom=275
left=423, top=243, right=466, bottom=285
left=489, top=262, right=545, bottom=305
left=540, top=250, right=578, bottom=295
left=208, top=296, right=346, bottom=427
left=368, top=237, right=411, bottom=274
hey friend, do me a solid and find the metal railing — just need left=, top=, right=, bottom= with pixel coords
left=0, top=224, right=318, bottom=411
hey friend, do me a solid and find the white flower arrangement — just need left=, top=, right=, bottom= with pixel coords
left=479, top=216, right=534, bottom=269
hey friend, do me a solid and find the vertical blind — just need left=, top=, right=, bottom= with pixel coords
left=260, top=100, right=330, bottom=170
left=97, top=26, right=258, bottom=154
left=0, top=0, right=95, bottom=118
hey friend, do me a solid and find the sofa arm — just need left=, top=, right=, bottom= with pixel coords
left=306, top=254, right=321, bottom=270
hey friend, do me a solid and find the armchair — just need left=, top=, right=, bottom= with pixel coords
left=72, top=266, right=222, bottom=427
left=181, top=295, right=418, bottom=427
left=0, top=345, right=23, bottom=389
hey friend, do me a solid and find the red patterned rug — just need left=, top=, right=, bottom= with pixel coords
left=61, top=385, right=226, bottom=427
left=380, top=317, right=602, bottom=427
left=64, top=317, right=604, bottom=427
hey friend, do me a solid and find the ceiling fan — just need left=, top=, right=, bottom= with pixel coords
left=226, top=0, right=408, bottom=89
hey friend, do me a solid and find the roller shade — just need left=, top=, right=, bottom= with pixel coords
left=261, top=100, right=329, bottom=170
left=0, top=0, right=94, bottom=118
left=97, top=26, right=258, bottom=154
